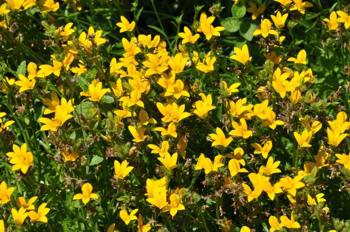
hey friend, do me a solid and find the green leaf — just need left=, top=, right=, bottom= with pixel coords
left=231, top=4, right=246, bottom=19
left=78, top=68, right=97, bottom=91
left=239, top=21, right=257, bottom=41
left=90, top=155, right=103, bottom=166
left=101, top=95, right=114, bottom=104
left=76, top=101, right=99, bottom=120
left=17, top=61, right=27, bottom=76
left=221, top=17, right=241, bottom=33
left=135, top=7, right=144, bottom=21
left=147, top=25, right=168, bottom=40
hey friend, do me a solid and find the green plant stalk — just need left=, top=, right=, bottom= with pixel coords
left=294, top=148, right=301, bottom=170
left=150, top=0, right=171, bottom=46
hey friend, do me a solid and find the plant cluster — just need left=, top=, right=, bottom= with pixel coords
left=1, top=0, right=350, bottom=231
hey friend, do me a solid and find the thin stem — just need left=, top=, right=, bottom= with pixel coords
left=150, top=0, right=171, bottom=46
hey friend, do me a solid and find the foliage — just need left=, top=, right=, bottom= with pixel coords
left=1, top=0, right=350, bottom=231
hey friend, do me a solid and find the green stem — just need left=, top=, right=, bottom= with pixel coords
left=201, top=212, right=210, bottom=232
left=294, top=148, right=301, bottom=170
left=150, top=0, right=171, bottom=46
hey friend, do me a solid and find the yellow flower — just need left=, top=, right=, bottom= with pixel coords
left=327, top=112, right=349, bottom=147
left=279, top=214, right=300, bottom=229
left=17, top=196, right=37, bottom=210
left=164, top=79, right=190, bottom=99
left=6, top=143, right=33, bottom=174
left=119, top=208, right=138, bottom=225
left=78, top=26, right=107, bottom=50
left=230, top=119, right=253, bottom=139
left=209, top=128, right=232, bottom=148
left=168, top=53, right=187, bottom=75
left=197, top=12, right=224, bottom=40
left=6, top=0, right=24, bottom=10
left=90, top=26, right=107, bottom=46
left=274, top=0, right=292, bottom=7
left=143, top=53, right=169, bottom=76
left=230, top=44, right=252, bottom=65
left=38, top=117, right=65, bottom=132
left=240, top=226, right=251, bottom=232
left=0, top=3, right=10, bottom=15
left=247, top=3, right=266, bottom=20
left=119, top=90, right=144, bottom=108
left=242, top=173, right=271, bottom=202
left=221, top=81, right=240, bottom=96
left=324, top=12, right=339, bottom=31
left=26, top=62, right=37, bottom=79
left=36, top=59, right=62, bottom=78
left=15, top=74, right=36, bottom=93
left=271, top=11, right=288, bottom=29
left=336, top=153, right=350, bottom=170
left=116, top=16, right=136, bottom=33
left=0, top=20, right=8, bottom=29
left=233, top=147, right=244, bottom=159
left=264, top=183, right=283, bottom=201
left=337, top=11, right=350, bottom=29
left=28, top=203, right=50, bottom=223
left=0, top=219, right=4, bottom=232
left=193, top=93, right=216, bottom=119
left=253, top=19, right=278, bottom=38
left=122, top=37, right=141, bottom=57
left=227, top=98, right=253, bottom=119
left=277, top=175, right=305, bottom=196
left=56, top=22, right=75, bottom=38
left=288, top=49, right=307, bottom=64
left=294, top=129, right=313, bottom=148
left=61, top=150, right=78, bottom=161
left=265, top=51, right=282, bottom=65
left=73, top=183, right=98, bottom=205
left=228, top=158, right=248, bottom=177
left=290, top=0, right=313, bottom=14
left=80, top=80, right=110, bottom=102
left=272, top=68, right=290, bottom=98
left=307, top=193, right=326, bottom=206
left=148, top=141, right=170, bottom=157
left=42, top=0, right=59, bottom=12
left=146, top=178, right=168, bottom=209
left=154, top=123, right=177, bottom=138
left=114, top=107, right=132, bottom=119
left=42, top=92, right=60, bottom=114
left=158, top=152, right=178, bottom=170
left=38, top=98, right=74, bottom=132
left=178, top=26, right=200, bottom=44
left=114, top=160, right=134, bottom=180
left=0, top=112, right=14, bottom=132
left=11, top=207, right=28, bottom=225
left=128, top=126, right=146, bottom=143
left=146, top=177, right=167, bottom=198
left=316, top=193, right=326, bottom=203
left=252, top=140, right=272, bottom=159
left=196, top=53, right=216, bottom=73
left=259, top=157, right=281, bottom=176
left=195, top=154, right=224, bottom=174
left=0, top=181, right=15, bottom=205
left=71, top=63, right=87, bottom=76
left=111, top=78, right=124, bottom=98
left=253, top=100, right=284, bottom=129
left=242, top=183, right=261, bottom=202
left=156, top=102, right=191, bottom=123
left=168, top=192, right=185, bottom=217
left=79, top=32, right=93, bottom=50
left=147, top=189, right=168, bottom=209
left=268, top=215, right=283, bottom=232
left=139, top=222, right=151, bottom=232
